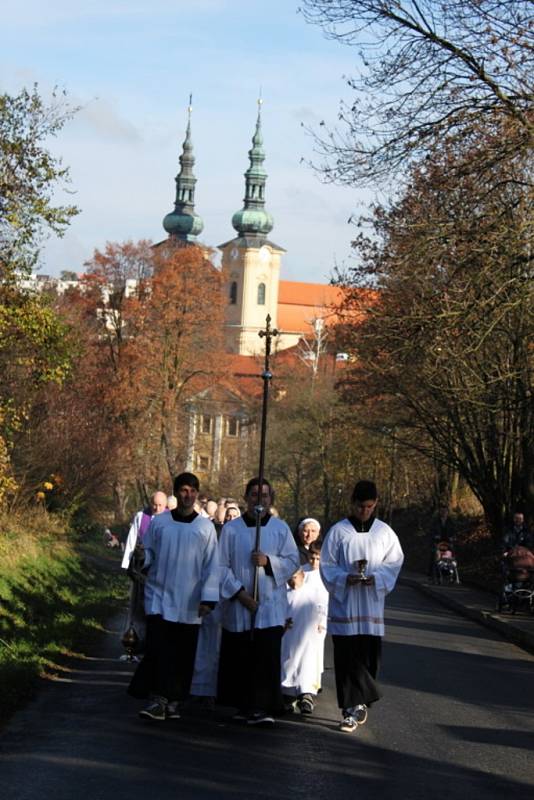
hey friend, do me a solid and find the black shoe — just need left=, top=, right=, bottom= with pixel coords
left=297, top=694, right=314, bottom=714
left=139, top=699, right=166, bottom=721
left=247, top=712, right=275, bottom=726
left=166, top=701, right=181, bottom=720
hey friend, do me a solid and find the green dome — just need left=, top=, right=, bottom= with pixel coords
left=232, top=207, right=273, bottom=236
left=163, top=211, right=204, bottom=239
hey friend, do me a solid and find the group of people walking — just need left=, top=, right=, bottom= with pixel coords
left=122, top=473, right=404, bottom=733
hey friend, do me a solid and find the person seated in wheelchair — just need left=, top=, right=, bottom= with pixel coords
left=502, top=545, right=534, bottom=587
left=499, top=544, right=534, bottom=613
left=432, top=540, right=459, bottom=583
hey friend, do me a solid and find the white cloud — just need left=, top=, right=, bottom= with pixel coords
left=72, top=97, right=142, bottom=142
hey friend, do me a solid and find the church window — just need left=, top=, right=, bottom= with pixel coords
left=227, top=417, right=239, bottom=437
left=197, top=455, right=210, bottom=471
left=229, top=281, right=237, bottom=304
left=201, top=414, right=212, bottom=434
left=257, top=282, right=266, bottom=305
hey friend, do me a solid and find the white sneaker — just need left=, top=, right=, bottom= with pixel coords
left=339, top=715, right=357, bottom=733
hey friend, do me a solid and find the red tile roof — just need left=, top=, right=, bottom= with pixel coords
left=278, top=280, right=343, bottom=307
left=277, top=280, right=345, bottom=334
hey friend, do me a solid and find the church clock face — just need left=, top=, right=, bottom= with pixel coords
left=259, top=246, right=270, bottom=262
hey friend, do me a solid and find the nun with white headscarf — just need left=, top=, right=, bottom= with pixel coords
left=294, top=517, right=322, bottom=565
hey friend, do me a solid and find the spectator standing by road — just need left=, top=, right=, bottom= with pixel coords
left=502, top=510, right=533, bottom=553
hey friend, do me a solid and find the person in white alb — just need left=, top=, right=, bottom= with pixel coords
left=281, top=542, right=329, bottom=715
left=189, top=503, right=242, bottom=703
left=320, top=480, right=404, bottom=733
left=217, top=477, right=299, bottom=726
left=128, top=472, right=219, bottom=721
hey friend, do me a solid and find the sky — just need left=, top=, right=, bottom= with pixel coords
left=2, top=0, right=371, bottom=283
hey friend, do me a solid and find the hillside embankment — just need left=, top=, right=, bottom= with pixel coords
left=0, top=511, right=127, bottom=725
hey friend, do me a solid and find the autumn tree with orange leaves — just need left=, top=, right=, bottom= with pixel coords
left=15, top=241, right=224, bottom=518
left=80, top=240, right=224, bottom=513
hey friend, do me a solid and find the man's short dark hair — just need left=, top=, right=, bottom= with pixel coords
left=245, top=477, right=274, bottom=501
left=351, top=480, right=378, bottom=503
left=174, top=472, right=200, bottom=492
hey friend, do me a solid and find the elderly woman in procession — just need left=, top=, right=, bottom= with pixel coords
left=294, top=516, right=322, bottom=565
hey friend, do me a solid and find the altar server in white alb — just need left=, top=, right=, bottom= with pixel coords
left=128, top=472, right=219, bottom=721
left=217, top=477, right=299, bottom=726
left=321, top=480, right=403, bottom=734
left=281, top=541, right=329, bottom=715
left=189, top=504, right=242, bottom=703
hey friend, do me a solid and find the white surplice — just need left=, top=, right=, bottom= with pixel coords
left=281, top=569, right=329, bottom=696
left=143, top=513, right=219, bottom=624
left=320, top=517, right=404, bottom=637
left=121, top=509, right=152, bottom=569
left=190, top=603, right=223, bottom=697
left=219, top=516, right=300, bottom=631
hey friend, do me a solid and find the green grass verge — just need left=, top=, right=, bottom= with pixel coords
left=0, top=514, right=128, bottom=725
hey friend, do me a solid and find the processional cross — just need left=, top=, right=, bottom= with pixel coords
left=251, top=315, right=279, bottom=615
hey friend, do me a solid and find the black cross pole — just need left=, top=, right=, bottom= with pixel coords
left=251, top=314, right=279, bottom=619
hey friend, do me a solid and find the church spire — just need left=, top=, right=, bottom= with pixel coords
left=163, top=96, right=204, bottom=241
left=232, top=97, right=273, bottom=238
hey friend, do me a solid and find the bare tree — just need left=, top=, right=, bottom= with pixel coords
left=302, top=1, right=534, bottom=185
left=336, top=136, right=534, bottom=535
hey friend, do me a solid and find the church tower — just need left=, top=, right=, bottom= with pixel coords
left=219, top=100, right=285, bottom=355
left=162, top=98, right=204, bottom=242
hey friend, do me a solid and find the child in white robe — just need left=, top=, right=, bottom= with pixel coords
left=281, top=545, right=329, bottom=714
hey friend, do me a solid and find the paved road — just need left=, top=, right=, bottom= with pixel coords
left=1, top=584, right=533, bottom=800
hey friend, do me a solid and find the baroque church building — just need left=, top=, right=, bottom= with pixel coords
left=159, top=102, right=343, bottom=487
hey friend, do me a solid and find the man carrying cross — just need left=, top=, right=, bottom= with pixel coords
left=217, top=477, right=299, bottom=726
